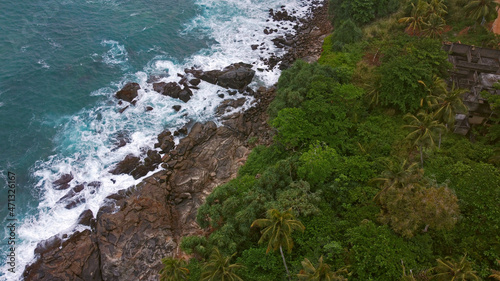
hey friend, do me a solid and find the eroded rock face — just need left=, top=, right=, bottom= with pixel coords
left=23, top=230, right=101, bottom=281
left=96, top=182, right=176, bottom=281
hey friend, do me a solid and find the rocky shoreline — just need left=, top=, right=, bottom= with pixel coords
left=22, top=1, right=332, bottom=280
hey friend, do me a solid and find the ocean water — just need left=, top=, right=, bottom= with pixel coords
left=0, top=0, right=315, bottom=279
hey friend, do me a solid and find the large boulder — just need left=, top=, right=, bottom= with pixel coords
left=186, top=63, right=255, bottom=90
left=109, top=154, right=141, bottom=175
left=115, top=83, right=140, bottom=103
left=217, top=63, right=255, bottom=89
left=154, top=82, right=193, bottom=102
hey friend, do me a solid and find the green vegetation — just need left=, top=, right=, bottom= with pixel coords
left=160, top=0, right=500, bottom=279
left=201, top=248, right=244, bottom=281
left=159, top=257, right=190, bottom=281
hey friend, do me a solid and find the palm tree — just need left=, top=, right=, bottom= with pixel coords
left=401, top=260, right=417, bottom=281
left=251, top=208, right=305, bottom=279
left=490, top=260, right=500, bottom=280
left=428, top=84, right=468, bottom=127
left=201, top=247, right=244, bottom=281
left=464, top=0, right=500, bottom=25
left=297, top=256, right=348, bottom=281
left=425, top=80, right=468, bottom=147
left=403, top=111, right=446, bottom=167
left=432, top=255, right=480, bottom=281
left=422, top=13, right=446, bottom=39
left=428, top=0, right=448, bottom=17
left=370, top=158, right=423, bottom=202
left=399, top=0, right=429, bottom=35
left=159, top=257, right=189, bottom=281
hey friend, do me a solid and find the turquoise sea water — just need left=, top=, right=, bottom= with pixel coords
left=0, top=0, right=314, bottom=279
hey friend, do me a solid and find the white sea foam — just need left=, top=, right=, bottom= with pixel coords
left=101, top=40, right=130, bottom=70
left=37, top=59, right=50, bottom=69
left=3, top=0, right=318, bottom=280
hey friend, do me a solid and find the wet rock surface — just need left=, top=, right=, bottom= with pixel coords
left=115, top=82, right=140, bottom=103
left=185, top=62, right=256, bottom=90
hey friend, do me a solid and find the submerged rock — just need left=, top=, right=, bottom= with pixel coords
left=53, top=174, right=73, bottom=190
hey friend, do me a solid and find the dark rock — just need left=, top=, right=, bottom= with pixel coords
left=178, top=125, right=188, bottom=135
left=130, top=165, right=150, bottom=179
left=216, top=98, right=247, bottom=116
left=88, top=181, right=101, bottom=188
left=218, top=94, right=225, bottom=98
left=139, top=150, right=162, bottom=173
left=119, top=105, right=129, bottom=114
left=65, top=197, right=86, bottom=209
left=189, top=78, right=201, bottom=86
left=157, top=130, right=175, bottom=154
left=199, top=70, right=220, bottom=84
left=163, top=82, right=183, bottom=99
left=178, top=76, right=187, bottom=85
left=178, top=87, right=193, bottom=103
left=251, top=44, right=259, bottom=50
left=53, top=174, right=73, bottom=190
left=147, top=74, right=168, bottom=83
left=172, top=105, right=182, bottom=112
left=77, top=209, right=94, bottom=227
left=115, top=82, right=140, bottom=103
left=109, top=154, right=141, bottom=175
left=153, top=82, right=167, bottom=94
left=146, top=106, right=153, bottom=111
left=112, top=130, right=130, bottom=150
left=186, top=63, right=255, bottom=90
left=24, top=230, right=102, bottom=281
left=58, top=184, right=85, bottom=203
left=228, top=90, right=237, bottom=96
left=34, top=235, right=62, bottom=256
left=217, top=63, right=255, bottom=90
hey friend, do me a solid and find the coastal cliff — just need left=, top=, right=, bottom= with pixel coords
left=22, top=1, right=332, bottom=280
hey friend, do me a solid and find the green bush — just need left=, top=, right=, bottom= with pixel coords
left=268, top=61, right=345, bottom=119
left=238, top=145, right=289, bottom=177
left=329, top=0, right=401, bottom=26
left=297, top=141, right=339, bottom=185
left=237, top=247, right=284, bottom=281
left=378, top=37, right=450, bottom=112
left=331, top=19, right=363, bottom=51
left=346, top=220, right=420, bottom=280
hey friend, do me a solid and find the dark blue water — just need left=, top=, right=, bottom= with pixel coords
left=0, top=0, right=314, bottom=279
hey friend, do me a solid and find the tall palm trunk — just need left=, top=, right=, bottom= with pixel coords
left=438, top=130, right=442, bottom=149
left=419, top=145, right=424, bottom=167
left=280, top=246, right=291, bottom=280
